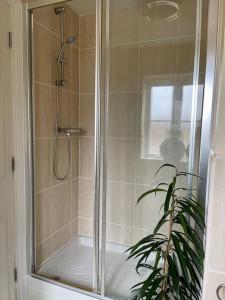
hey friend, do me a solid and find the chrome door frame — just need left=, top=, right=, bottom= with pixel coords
left=26, top=0, right=221, bottom=299
left=199, top=0, right=221, bottom=209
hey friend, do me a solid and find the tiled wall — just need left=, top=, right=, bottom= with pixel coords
left=76, top=0, right=207, bottom=245
left=77, top=13, right=96, bottom=237
left=103, top=0, right=207, bottom=246
left=33, top=0, right=208, bottom=263
left=33, top=4, right=80, bottom=266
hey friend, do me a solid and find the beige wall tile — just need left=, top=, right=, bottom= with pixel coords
left=141, top=5, right=179, bottom=41
left=80, top=15, right=96, bottom=49
left=79, top=94, right=95, bottom=137
left=107, top=139, right=136, bottom=183
left=33, top=24, right=51, bottom=84
left=71, top=137, right=79, bottom=178
left=178, top=0, right=197, bottom=36
left=110, top=44, right=139, bottom=92
left=108, top=92, right=138, bottom=138
left=62, top=6, right=79, bottom=45
left=133, top=228, right=151, bottom=244
left=52, top=224, right=72, bottom=253
left=50, top=34, right=60, bottom=87
left=71, top=219, right=78, bottom=237
left=52, top=181, right=72, bottom=232
left=33, top=3, right=80, bottom=259
left=78, top=217, right=93, bottom=237
left=35, top=139, right=51, bottom=192
left=36, top=238, right=52, bottom=266
left=79, top=137, right=95, bottom=178
left=63, top=46, right=73, bottom=90
left=73, top=11, right=79, bottom=48
left=34, top=83, right=51, bottom=138
left=51, top=88, right=73, bottom=136
left=80, top=48, right=95, bottom=93
left=176, top=39, right=195, bottom=74
left=57, top=89, right=72, bottom=128
left=71, top=178, right=79, bottom=220
left=134, top=185, right=164, bottom=232
left=33, top=6, right=51, bottom=29
left=50, top=87, right=57, bottom=137
left=50, top=5, right=60, bottom=36
left=50, top=138, right=72, bottom=186
left=110, top=5, right=141, bottom=45
left=106, top=223, right=133, bottom=245
left=135, top=139, right=174, bottom=185
left=140, top=41, right=177, bottom=84
left=64, top=6, right=74, bottom=39
left=36, top=190, right=52, bottom=244
left=71, top=92, right=79, bottom=128
left=106, top=181, right=134, bottom=226
left=72, top=48, right=79, bottom=93
left=78, top=179, right=94, bottom=219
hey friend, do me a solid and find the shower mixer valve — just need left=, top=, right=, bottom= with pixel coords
left=57, top=127, right=84, bottom=136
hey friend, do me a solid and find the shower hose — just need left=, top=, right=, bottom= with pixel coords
left=53, top=66, right=71, bottom=180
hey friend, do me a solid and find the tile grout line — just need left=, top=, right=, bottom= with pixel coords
left=132, top=2, right=142, bottom=244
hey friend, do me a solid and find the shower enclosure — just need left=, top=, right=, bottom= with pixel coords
left=29, top=0, right=214, bottom=299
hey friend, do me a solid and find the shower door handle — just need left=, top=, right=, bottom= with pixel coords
left=217, top=284, right=225, bottom=300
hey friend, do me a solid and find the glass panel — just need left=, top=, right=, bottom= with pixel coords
left=103, top=0, right=209, bottom=299
left=31, top=0, right=97, bottom=291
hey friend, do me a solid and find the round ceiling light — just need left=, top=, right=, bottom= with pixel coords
left=146, top=0, right=180, bottom=22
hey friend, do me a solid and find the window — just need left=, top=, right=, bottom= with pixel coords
left=141, top=76, right=203, bottom=161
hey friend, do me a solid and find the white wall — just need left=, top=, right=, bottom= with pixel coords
left=202, top=1, right=225, bottom=298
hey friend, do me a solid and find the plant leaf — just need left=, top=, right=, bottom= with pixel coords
left=167, top=255, right=179, bottom=293
left=164, top=177, right=176, bottom=213
left=154, top=211, right=171, bottom=234
left=171, top=235, right=189, bottom=283
left=137, top=188, right=167, bottom=204
left=155, top=163, right=177, bottom=176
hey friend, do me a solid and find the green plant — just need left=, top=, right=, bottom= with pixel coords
left=127, top=164, right=205, bottom=300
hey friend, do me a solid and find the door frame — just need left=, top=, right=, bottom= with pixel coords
left=10, top=0, right=223, bottom=300
left=10, top=1, right=31, bottom=299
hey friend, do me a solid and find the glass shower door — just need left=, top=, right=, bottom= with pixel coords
left=31, top=0, right=98, bottom=292
left=102, top=0, right=209, bottom=299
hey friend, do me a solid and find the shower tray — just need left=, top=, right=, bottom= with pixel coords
left=37, top=235, right=150, bottom=300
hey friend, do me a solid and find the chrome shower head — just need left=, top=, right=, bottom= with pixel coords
left=66, top=35, right=76, bottom=45
left=57, top=36, right=76, bottom=64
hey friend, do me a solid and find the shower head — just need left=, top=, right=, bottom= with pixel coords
left=57, top=35, right=76, bottom=64
left=66, top=35, right=76, bottom=45
left=145, top=0, right=180, bottom=23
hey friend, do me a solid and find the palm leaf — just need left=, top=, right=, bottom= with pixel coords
left=155, top=163, right=177, bottom=176
left=137, top=188, right=167, bottom=204
left=167, top=255, right=179, bottom=293
left=127, top=165, right=205, bottom=299
left=164, top=177, right=176, bottom=213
